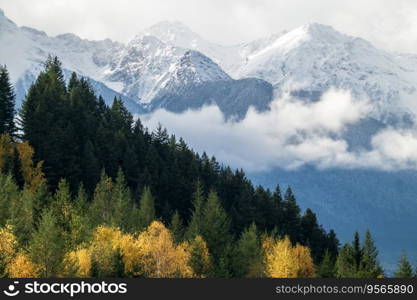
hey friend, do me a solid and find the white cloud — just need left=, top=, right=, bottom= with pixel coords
left=141, top=89, right=384, bottom=172
left=364, top=129, right=417, bottom=170
left=142, top=89, right=417, bottom=172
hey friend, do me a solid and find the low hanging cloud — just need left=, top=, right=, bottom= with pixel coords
left=141, top=89, right=417, bottom=172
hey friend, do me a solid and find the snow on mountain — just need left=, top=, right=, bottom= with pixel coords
left=3, top=9, right=417, bottom=123
left=137, top=21, right=246, bottom=75
left=137, top=20, right=417, bottom=123
left=0, top=10, right=142, bottom=110
left=0, top=12, right=241, bottom=111
left=104, top=34, right=184, bottom=103
left=156, top=50, right=231, bottom=90
left=234, top=23, right=417, bottom=122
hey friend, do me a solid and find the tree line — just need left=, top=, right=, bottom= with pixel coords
left=0, top=58, right=414, bottom=277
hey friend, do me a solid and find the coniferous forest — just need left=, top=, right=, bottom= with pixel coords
left=0, top=57, right=415, bottom=278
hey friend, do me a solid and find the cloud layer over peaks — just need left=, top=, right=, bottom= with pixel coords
left=142, top=89, right=415, bottom=172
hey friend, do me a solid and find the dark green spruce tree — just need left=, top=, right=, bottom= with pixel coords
left=19, top=56, right=69, bottom=189
left=0, top=65, right=16, bottom=136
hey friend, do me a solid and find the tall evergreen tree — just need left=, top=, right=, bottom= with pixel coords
left=189, top=235, right=212, bottom=278
left=352, top=231, right=362, bottom=269
left=10, top=146, right=24, bottom=188
left=19, top=56, right=69, bottom=189
left=111, top=169, right=134, bottom=231
left=8, top=186, right=35, bottom=245
left=137, top=186, right=155, bottom=230
left=51, top=179, right=73, bottom=234
left=81, top=140, right=100, bottom=193
left=317, top=250, right=335, bottom=278
left=90, top=171, right=113, bottom=227
left=68, top=184, right=91, bottom=247
left=169, top=210, right=184, bottom=244
left=0, top=66, right=16, bottom=136
left=233, top=223, right=264, bottom=278
left=394, top=252, right=413, bottom=278
left=185, top=180, right=205, bottom=240
left=282, top=187, right=301, bottom=242
left=300, top=208, right=327, bottom=263
left=358, top=230, right=383, bottom=278
left=200, top=190, right=231, bottom=275
left=335, top=244, right=357, bottom=277
left=29, top=209, right=65, bottom=277
left=0, top=173, right=19, bottom=226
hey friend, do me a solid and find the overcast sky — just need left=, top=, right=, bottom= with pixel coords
left=1, top=0, right=417, bottom=53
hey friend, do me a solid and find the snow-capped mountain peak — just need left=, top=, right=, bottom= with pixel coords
left=2, top=9, right=417, bottom=123
left=157, top=50, right=231, bottom=90
left=139, top=20, right=204, bottom=49
left=233, top=22, right=417, bottom=122
left=0, top=8, right=18, bottom=31
left=300, top=23, right=347, bottom=42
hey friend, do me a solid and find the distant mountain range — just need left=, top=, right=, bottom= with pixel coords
left=2, top=8, right=417, bottom=271
left=3, top=8, right=417, bottom=121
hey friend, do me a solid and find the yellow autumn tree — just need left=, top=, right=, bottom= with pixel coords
left=87, top=225, right=146, bottom=277
left=265, top=236, right=316, bottom=278
left=89, top=225, right=124, bottom=277
left=292, top=244, right=316, bottom=278
left=136, top=221, right=193, bottom=278
left=64, top=248, right=92, bottom=277
left=16, top=141, right=45, bottom=191
left=7, top=253, right=38, bottom=278
left=0, top=225, right=17, bottom=275
left=0, top=136, right=45, bottom=190
left=1, top=224, right=37, bottom=278
left=117, top=233, right=142, bottom=276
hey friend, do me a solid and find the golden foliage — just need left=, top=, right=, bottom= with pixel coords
left=0, top=225, right=17, bottom=261
left=64, top=248, right=92, bottom=277
left=16, top=141, right=45, bottom=190
left=89, top=226, right=124, bottom=276
left=7, top=253, right=38, bottom=278
left=136, top=221, right=193, bottom=278
left=117, top=233, right=141, bottom=276
left=265, top=236, right=316, bottom=278
left=0, top=135, right=45, bottom=190
left=292, top=244, right=316, bottom=278
left=87, top=223, right=193, bottom=277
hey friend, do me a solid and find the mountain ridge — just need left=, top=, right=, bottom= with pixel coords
left=3, top=10, right=417, bottom=122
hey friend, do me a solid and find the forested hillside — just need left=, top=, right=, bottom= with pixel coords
left=0, top=57, right=413, bottom=278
